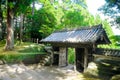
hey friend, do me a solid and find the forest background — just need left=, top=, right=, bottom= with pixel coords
left=0, top=0, right=120, bottom=51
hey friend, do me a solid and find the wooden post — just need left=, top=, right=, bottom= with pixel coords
left=66, top=47, right=68, bottom=66
left=50, top=51, right=53, bottom=66
left=92, top=43, right=97, bottom=61
left=59, top=47, right=67, bottom=67
left=93, top=43, right=96, bottom=52
left=37, top=38, right=39, bottom=44
left=84, top=48, right=88, bottom=71
left=74, top=48, right=76, bottom=71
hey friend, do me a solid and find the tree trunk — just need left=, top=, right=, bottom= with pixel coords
left=32, top=0, right=35, bottom=15
left=0, top=1, right=3, bottom=40
left=5, top=5, right=14, bottom=50
left=20, top=14, right=23, bottom=43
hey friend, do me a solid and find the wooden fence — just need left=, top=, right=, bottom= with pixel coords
left=95, top=48, right=120, bottom=57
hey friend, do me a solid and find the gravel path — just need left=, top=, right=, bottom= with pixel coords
left=0, top=64, right=84, bottom=80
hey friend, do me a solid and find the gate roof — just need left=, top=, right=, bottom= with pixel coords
left=41, top=24, right=111, bottom=46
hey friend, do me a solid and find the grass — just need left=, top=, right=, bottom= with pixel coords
left=0, top=41, right=45, bottom=54
left=0, top=40, right=46, bottom=63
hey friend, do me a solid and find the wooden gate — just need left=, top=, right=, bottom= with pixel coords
left=75, top=48, right=92, bottom=72
left=75, top=48, right=84, bottom=72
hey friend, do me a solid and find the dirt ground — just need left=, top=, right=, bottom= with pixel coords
left=0, top=64, right=84, bottom=80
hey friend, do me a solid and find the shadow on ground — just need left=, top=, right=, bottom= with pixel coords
left=0, top=64, right=83, bottom=80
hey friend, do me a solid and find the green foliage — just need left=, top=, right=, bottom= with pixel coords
left=63, top=9, right=84, bottom=27
left=0, top=39, right=6, bottom=47
left=25, top=0, right=57, bottom=39
left=68, top=48, right=75, bottom=64
left=39, top=25, right=53, bottom=38
left=99, top=0, right=120, bottom=27
left=8, top=2, right=14, bottom=9
left=102, top=20, right=114, bottom=37
left=60, top=3, right=102, bottom=29
left=11, top=0, right=33, bottom=15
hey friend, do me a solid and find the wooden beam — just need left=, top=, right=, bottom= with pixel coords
left=51, top=43, right=92, bottom=48
left=74, top=48, right=76, bottom=71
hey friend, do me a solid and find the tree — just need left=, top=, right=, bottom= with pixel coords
left=60, top=1, right=100, bottom=28
left=99, top=0, right=120, bottom=27
left=5, top=0, right=33, bottom=50
left=27, top=0, right=57, bottom=39
left=19, top=14, right=24, bottom=43
left=0, top=0, right=6, bottom=40
left=22, top=0, right=89, bottom=40
left=5, top=0, right=14, bottom=50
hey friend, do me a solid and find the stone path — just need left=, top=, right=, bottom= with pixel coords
left=0, top=64, right=84, bottom=80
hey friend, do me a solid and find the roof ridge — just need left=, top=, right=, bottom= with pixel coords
left=54, top=24, right=103, bottom=33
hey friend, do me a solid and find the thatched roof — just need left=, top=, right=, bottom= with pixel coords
left=41, top=24, right=111, bottom=46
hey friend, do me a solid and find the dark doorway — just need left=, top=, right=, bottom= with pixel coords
left=52, top=54, right=59, bottom=65
left=52, top=46, right=59, bottom=65
left=75, top=48, right=84, bottom=72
